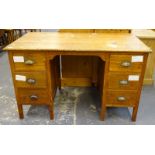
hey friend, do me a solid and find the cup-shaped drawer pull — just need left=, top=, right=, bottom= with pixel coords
left=30, top=95, right=38, bottom=100
left=119, top=80, right=129, bottom=85
left=121, top=61, right=131, bottom=67
left=26, top=78, right=36, bottom=84
left=24, top=59, right=35, bottom=65
left=117, top=96, right=126, bottom=101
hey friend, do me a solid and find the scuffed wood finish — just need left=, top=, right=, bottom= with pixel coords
left=94, top=29, right=131, bottom=33
left=133, top=29, right=155, bottom=85
left=4, top=32, right=150, bottom=52
left=4, top=32, right=150, bottom=121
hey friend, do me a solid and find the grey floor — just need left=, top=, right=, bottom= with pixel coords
left=0, top=51, right=155, bottom=125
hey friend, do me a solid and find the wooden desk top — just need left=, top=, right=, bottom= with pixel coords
left=4, top=32, right=151, bottom=53
left=132, top=29, right=155, bottom=39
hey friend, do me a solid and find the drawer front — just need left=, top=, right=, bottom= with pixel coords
left=18, top=89, right=49, bottom=105
left=15, top=72, right=47, bottom=88
left=109, top=55, right=144, bottom=72
left=107, top=91, right=137, bottom=107
left=12, top=52, right=46, bottom=71
left=108, top=73, right=140, bottom=90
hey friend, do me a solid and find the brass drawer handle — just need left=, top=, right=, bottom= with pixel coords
left=119, top=80, right=129, bottom=85
left=121, top=61, right=131, bottom=67
left=24, top=59, right=35, bottom=65
left=117, top=96, right=126, bottom=101
left=30, top=95, right=38, bottom=100
left=26, top=78, right=36, bottom=84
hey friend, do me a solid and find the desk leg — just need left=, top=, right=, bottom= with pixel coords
left=132, top=106, right=138, bottom=122
left=100, top=95, right=106, bottom=121
left=46, top=54, right=58, bottom=120
left=99, top=55, right=110, bottom=121
left=131, top=53, right=148, bottom=122
left=49, top=104, right=54, bottom=120
left=17, top=103, right=24, bottom=119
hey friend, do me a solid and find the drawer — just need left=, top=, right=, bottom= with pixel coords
left=109, top=55, right=144, bottom=72
left=12, top=52, right=46, bottom=71
left=107, top=91, right=137, bottom=107
left=108, top=73, right=140, bottom=90
left=15, top=72, right=47, bottom=88
left=18, top=89, right=49, bottom=105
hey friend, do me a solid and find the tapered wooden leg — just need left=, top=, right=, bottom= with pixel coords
left=17, top=104, right=24, bottom=119
left=132, top=106, right=138, bottom=122
left=100, top=108, right=106, bottom=121
left=100, top=95, right=106, bottom=121
left=49, top=105, right=54, bottom=120
left=99, top=55, right=110, bottom=121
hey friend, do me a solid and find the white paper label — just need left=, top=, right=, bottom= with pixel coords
left=128, top=75, right=140, bottom=81
left=131, top=56, right=143, bottom=62
left=13, top=56, right=24, bottom=62
left=15, top=75, right=26, bottom=81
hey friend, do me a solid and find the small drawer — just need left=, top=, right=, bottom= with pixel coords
left=107, top=91, right=137, bottom=107
left=109, top=55, right=144, bottom=72
left=15, top=72, right=47, bottom=88
left=12, top=52, right=46, bottom=71
left=108, top=73, right=140, bottom=90
left=18, top=89, right=49, bottom=105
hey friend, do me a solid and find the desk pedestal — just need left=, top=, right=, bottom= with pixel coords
left=8, top=51, right=148, bottom=121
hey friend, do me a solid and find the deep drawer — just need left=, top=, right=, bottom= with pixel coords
left=18, top=89, right=49, bottom=105
left=106, top=91, right=137, bottom=107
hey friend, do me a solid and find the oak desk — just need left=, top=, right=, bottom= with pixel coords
left=133, top=29, right=155, bottom=85
left=4, top=32, right=151, bottom=121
